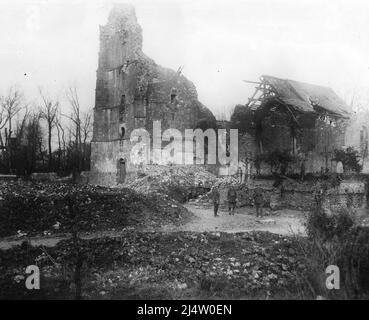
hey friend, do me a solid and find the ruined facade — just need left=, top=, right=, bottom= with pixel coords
left=90, top=5, right=215, bottom=186
left=236, top=75, right=351, bottom=173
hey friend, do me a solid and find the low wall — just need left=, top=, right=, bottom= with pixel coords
left=30, top=172, right=74, bottom=183
left=31, top=172, right=58, bottom=182
left=215, top=178, right=368, bottom=212
left=0, top=175, right=17, bottom=181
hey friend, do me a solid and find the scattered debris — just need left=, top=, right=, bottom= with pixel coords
left=0, top=230, right=307, bottom=299
left=0, top=181, right=193, bottom=237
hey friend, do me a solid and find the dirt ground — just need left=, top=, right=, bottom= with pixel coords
left=0, top=204, right=306, bottom=250
left=162, top=204, right=306, bottom=235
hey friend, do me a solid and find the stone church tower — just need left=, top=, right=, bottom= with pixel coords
left=89, top=4, right=216, bottom=186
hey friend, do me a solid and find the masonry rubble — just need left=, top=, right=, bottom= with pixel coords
left=125, top=165, right=217, bottom=199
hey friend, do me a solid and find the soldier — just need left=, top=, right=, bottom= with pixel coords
left=227, top=186, right=237, bottom=215
left=210, top=185, right=220, bottom=217
left=313, top=182, right=326, bottom=209
left=253, top=187, right=264, bottom=218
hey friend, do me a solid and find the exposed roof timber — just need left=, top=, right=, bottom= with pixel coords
left=243, top=80, right=263, bottom=85
left=246, top=81, right=276, bottom=109
left=244, top=75, right=350, bottom=118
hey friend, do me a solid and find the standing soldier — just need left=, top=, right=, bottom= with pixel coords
left=227, top=186, right=237, bottom=215
left=313, top=182, right=326, bottom=209
left=253, top=187, right=264, bottom=218
left=210, top=185, right=220, bottom=217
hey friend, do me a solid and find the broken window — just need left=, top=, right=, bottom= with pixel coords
left=290, top=126, right=297, bottom=155
left=120, top=125, right=126, bottom=139
left=119, top=95, right=126, bottom=122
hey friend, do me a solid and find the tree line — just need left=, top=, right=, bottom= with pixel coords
left=0, top=86, right=92, bottom=177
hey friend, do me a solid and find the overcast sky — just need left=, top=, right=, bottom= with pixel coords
left=1, top=0, right=369, bottom=118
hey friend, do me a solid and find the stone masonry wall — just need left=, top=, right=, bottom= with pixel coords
left=90, top=4, right=216, bottom=186
left=206, top=179, right=367, bottom=212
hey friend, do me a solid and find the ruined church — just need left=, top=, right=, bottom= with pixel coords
left=89, top=5, right=216, bottom=186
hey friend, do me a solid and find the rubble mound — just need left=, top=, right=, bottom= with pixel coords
left=0, top=181, right=192, bottom=238
left=0, top=230, right=307, bottom=299
left=126, top=165, right=218, bottom=202
left=190, top=175, right=240, bottom=206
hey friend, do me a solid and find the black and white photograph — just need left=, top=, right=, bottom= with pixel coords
left=1, top=0, right=369, bottom=306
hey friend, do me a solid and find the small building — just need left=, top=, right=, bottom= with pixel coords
left=239, top=75, right=351, bottom=173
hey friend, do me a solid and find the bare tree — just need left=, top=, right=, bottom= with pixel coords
left=39, top=89, right=59, bottom=170
left=0, top=87, right=23, bottom=145
left=0, top=97, right=6, bottom=150
left=81, top=110, right=92, bottom=145
left=24, top=111, right=43, bottom=173
left=81, top=109, right=92, bottom=171
left=15, top=106, right=30, bottom=145
left=0, top=87, right=25, bottom=172
left=55, top=113, right=68, bottom=172
left=64, top=86, right=83, bottom=177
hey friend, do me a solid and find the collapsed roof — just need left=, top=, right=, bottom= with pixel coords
left=246, top=75, right=351, bottom=118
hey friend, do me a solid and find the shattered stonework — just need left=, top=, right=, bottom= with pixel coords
left=90, top=4, right=215, bottom=186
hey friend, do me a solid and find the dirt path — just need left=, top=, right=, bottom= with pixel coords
left=0, top=204, right=306, bottom=250
left=162, top=204, right=306, bottom=235
left=0, top=230, right=135, bottom=250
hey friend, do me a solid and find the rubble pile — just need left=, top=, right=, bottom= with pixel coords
left=0, top=181, right=192, bottom=238
left=0, top=230, right=307, bottom=299
left=191, top=176, right=241, bottom=206
left=126, top=165, right=218, bottom=202
left=215, top=175, right=240, bottom=187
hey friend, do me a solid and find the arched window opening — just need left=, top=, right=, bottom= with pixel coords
left=120, top=125, right=126, bottom=139
left=117, top=158, right=126, bottom=184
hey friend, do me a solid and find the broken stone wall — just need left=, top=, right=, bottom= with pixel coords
left=237, top=112, right=348, bottom=175
left=197, top=178, right=367, bottom=212
left=238, top=179, right=367, bottom=211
